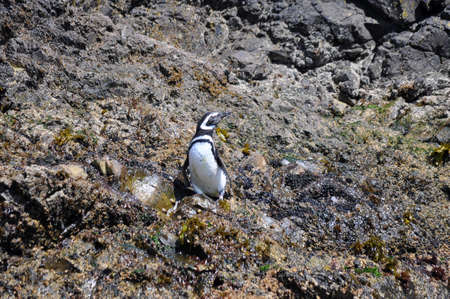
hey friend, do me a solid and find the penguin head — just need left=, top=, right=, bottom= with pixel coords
left=196, top=112, right=231, bottom=133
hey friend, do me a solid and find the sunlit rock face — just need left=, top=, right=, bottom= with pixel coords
left=0, top=0, right=448, bottom=297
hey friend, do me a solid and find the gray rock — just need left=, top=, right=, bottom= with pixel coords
left=363, top=0, right=446, bottom=25
left=333, top=63, right=361, bottom=104
left=1, top=0, right=449, bottom=297
left=436, top=125, right=450, bottom=143
left=228, top=49, right=271, bottom=80
left=409, top=18, right=450, bottom=58
left=397, top=75, right=438, bottom=102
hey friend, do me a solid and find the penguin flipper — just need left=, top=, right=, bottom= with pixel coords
left=172, top=157, right=194, bottom=207
left=215, top=152, right=232, bottom=192
left=181, top=156, right=190, bottom=185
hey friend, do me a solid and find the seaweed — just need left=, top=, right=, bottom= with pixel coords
left=53, top=127, right=86, bottom=146
left=428, top=143, right=449, bottom=166
left=216, top=127, right=229, bottom=142
left=242, top=143, right=250, bottom=156
left=178, top=217, right=206, bottom=246
left=351, top=235, right=385, bottom=263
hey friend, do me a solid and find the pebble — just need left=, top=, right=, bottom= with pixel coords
left=280, top=159, right=290, bottom=166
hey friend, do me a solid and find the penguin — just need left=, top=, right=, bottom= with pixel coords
left=181, top=111, right=231, bottom=200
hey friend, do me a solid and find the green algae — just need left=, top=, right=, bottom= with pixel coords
left=355, top=266, right=382, bottom=277
left=259, top=264, right=271, bottom=272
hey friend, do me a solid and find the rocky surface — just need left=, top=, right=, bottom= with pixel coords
left=0, top=0, right=449, bottom=297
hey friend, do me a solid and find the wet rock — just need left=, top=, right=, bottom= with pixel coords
left=128, top=173, right=175, bottom=213
left=191, top=194, right=217, bottom=212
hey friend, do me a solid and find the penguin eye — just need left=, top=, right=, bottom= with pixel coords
left=206, top=116, right=218, bottom=126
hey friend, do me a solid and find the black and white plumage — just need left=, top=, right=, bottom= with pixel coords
left=181, top=111, right=231, bottom=200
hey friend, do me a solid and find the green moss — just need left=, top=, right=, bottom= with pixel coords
left=255, top=239, right=271, bottom=261
left=214, top=226, right=239, bottom=240
left=157, top=273, right=172, bottom=285
left=351, top=102, right=396, bottom=122
left=153, top=187, right=175, bottom=212
left=320, top=158, right=336, bottom=173
left=241, top=143, right=250, bottom=156
left=394, top=270, right=411, bottom=286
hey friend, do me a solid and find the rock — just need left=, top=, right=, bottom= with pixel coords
left=436, top=126, right=450, bottom=144
left=330, top=98, right=348, bottom=116
left=93, top=159, right=108, bottom=176
left=0, top=0, right=449, bottom=297
left=191, top=194, right=217, bottom=212
left=131, top=175, right=160, bottom=205
left=363, top=0, right=446, bottom=25
left=269, top=98, right=295, bottom=113
left=397, top=76, right=437, bottom=102
left=228, top=50, right=271, bottom=81
left=333, top=63, right=361, bottom=104
left=60, top=164, right=88, bottom=180
left=93, top=156, right=124, bottom=178
left=159, top=230, right=177, bottom=248
left=373, top=42, right=442, bottom=81
left=244, top=151, right=268, bottom=173
left=106, top=158, right=123, bottom=178
left=409, top=18, right=450, bottom=58
left=280, top=159, right=290, bottom=166
left=294, top=160, right=324, bottom=175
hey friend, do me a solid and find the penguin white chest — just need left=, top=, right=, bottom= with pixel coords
left=188, top=142, right=226, bottom=198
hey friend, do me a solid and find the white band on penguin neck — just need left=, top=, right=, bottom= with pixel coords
left=190, top=135, right=214, bottom=146
left=200, top=112, right=218, bottom=131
